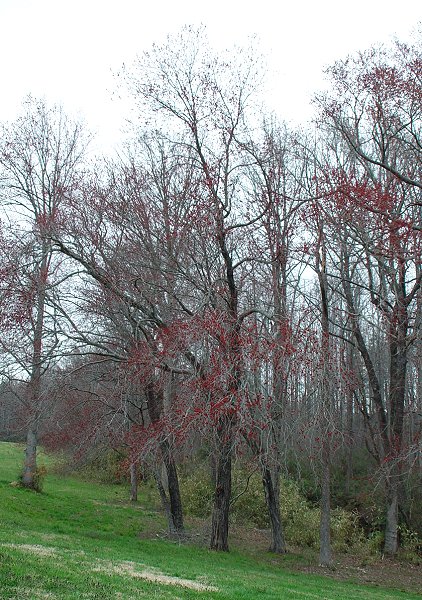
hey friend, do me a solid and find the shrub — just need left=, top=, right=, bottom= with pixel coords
left=180, top=465, right=365, bottom=552
left=230, top=470, right=268, bottom=528
left=74, top=448, right=128, bottom=484
left=179, top=468, right=213, bottom=518
left=331, top=508, right=364, bottom=552
left=281, top=478, right=320, bottom=547
left=398, top=526, right=422, bottom=563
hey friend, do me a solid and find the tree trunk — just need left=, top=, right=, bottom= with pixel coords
left=160, top=439, right=184, bottom=534
left=262, top=464, right=286, bottom=553
left=383, top=302, right=407, bottom=555
left=130, top=462, right=138, bottom=502
left=153, top=468, right=176, bottom=534
left=319, top=443, right=332, bottom=566
left=384, top=475, right=399, bottom=555
left=21, top=253, right=48, bottom=490
left=146, top=384, right=184, bottom=535
left=316, top=229, right=332, bottom=567
left=22, top=427, right=38, bottom=488
left=210, top=416, right=233, bottom=551
left=344, top=342, right=354, bottom=497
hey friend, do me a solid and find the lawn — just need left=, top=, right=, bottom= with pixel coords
left=0, top=442, right=420, bottom=599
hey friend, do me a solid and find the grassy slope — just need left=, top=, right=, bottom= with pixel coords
left=0, top=442, right=420, bottom=600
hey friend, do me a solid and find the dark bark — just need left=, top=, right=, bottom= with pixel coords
left=146, top=385, right=184, bottom=534
left=383, top=305, right=407, bottom=555
left=210, top=415, right=233, bottom=551
left=384, top=474, right=399, bottom=556
left=160, top=439, right=184, bottom=533
left=261, top=464, right=286, bottom=553
left=319, top=443, right=332, bottom=566
left=316, top=227, right=332, bottom=566
left=342, top=255, right=389, bottom=452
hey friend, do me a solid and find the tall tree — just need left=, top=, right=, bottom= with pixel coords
left=316, top=35, right=421, bottom=555
left=123, top=27, right=270, bottom=551
left=0, top=97, right=88, bottom=488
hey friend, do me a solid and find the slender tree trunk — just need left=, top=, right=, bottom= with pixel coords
left=319, top=441, right=331, bottom=566
left=383, top=302, right=407, bottom=555
left=262, top=464, right=286, bottom=553
left=146, top=384, right=184, bottom=535
left=22, top=427, right=38, bottom=488
left=160, top=439, right=184, bottom=534
left=345, top=392, right=354, bottom=497
left=130, top=462, right=138, bottom=502
left=210, top=415, right=233, bottom=551
left=21, top=252, right=48, bottom=489
left=316, top=227, right=332, bottom=566
left=153, top=468, right=176, bottom=534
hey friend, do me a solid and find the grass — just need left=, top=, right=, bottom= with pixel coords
left=0, top=442, right=420, bottom=599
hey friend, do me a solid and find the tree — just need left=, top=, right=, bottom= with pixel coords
left=315, top=34, right=421, bottom=555
left=120, top=27, right=264, bottom=551
left=0, top=97, right=88, bottom=488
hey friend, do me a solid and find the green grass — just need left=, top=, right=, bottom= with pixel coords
left=0, top=442, right=420, bottom=599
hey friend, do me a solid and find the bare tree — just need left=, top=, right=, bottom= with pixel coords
left=0, top=97, right=88, bottom=488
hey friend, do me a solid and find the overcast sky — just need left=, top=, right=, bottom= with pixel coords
left=1, top=0, right=420, bottom=151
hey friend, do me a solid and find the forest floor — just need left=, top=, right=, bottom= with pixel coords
left=229, top=525, right=422, bottom=595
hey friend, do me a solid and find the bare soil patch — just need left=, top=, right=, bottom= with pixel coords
left=93, top=559, right=218, bottom=592
left=300, top=554, right=422, bottom=595
left=0, top=543, right=57, bottom=557
left=229, top=525, right=422, bottom=596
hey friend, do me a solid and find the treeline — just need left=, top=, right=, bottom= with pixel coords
left=0, top=27, right=420, bottom=563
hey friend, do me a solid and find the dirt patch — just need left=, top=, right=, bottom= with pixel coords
left=213, top=524, right=422, bottom=595
left=94, top=559, right=218, bottom=592
left=8, top=589, right=56, bottom=599
left=135, top=516, right=422, bottom=595
left=0, top=543, right=57, bottom=557
left=300, top=554, right=422, bottom=595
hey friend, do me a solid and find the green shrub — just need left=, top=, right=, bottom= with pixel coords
left=179, top=468, right=213, bottom=517
left=365, top=530, right=384, bottom=555
left=331, top=508, right=364, bottom=552
left=181, top=465, right=365, bottom=552
left=230, top=470, right=268, bottom=528
left=398, top=526, right=422, bottom=563
left=280, top=478, right=320, bottom=547
left=71, top=447, right=129, bottom=484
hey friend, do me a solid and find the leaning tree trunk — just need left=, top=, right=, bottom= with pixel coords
left=210, top=414, right=233, bottom=551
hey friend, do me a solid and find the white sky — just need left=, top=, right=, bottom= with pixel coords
left=1, top=0, right=420, bottom=152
